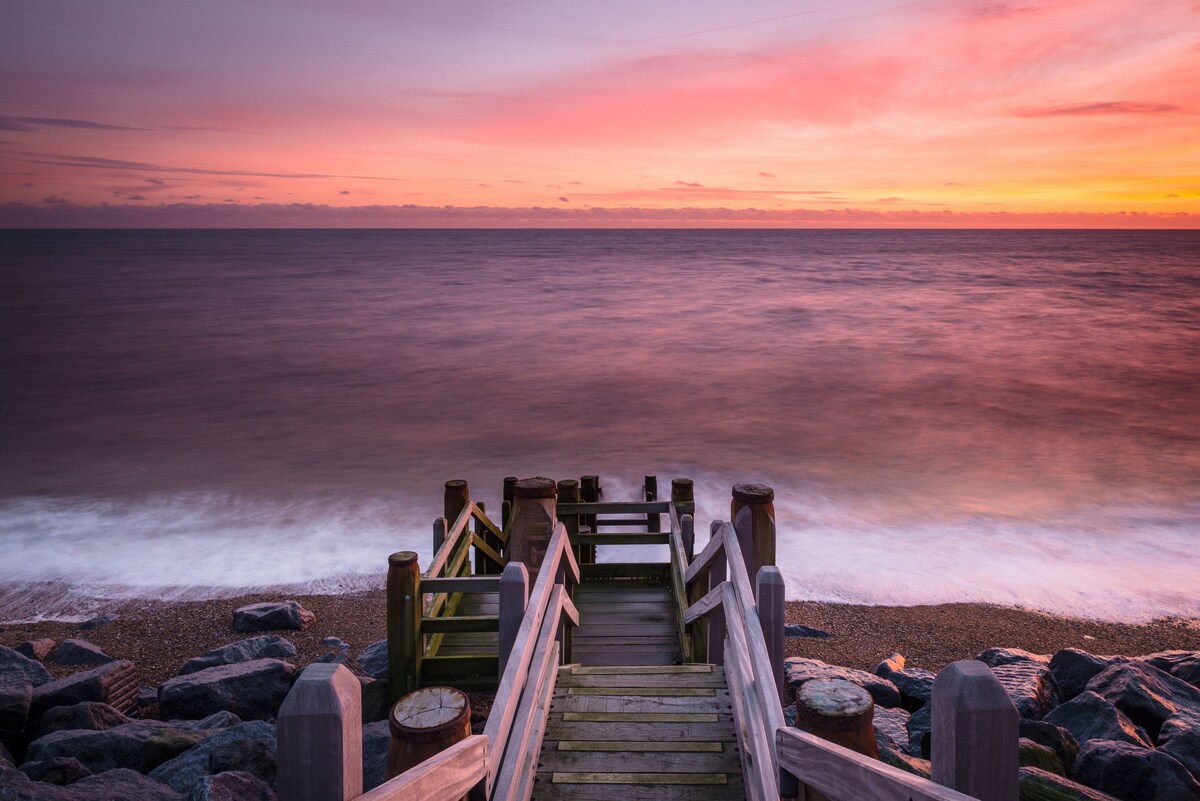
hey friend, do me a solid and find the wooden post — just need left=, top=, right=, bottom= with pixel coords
left=501, top=476, right=517, bottom=529
left=433, top=516, right=447, bottom=555
left=507, top=477, right=557, bottom=577
left=444, top=479, right=477, bottom=576
left=580, top=474, right=600, bottom=564
left=556, top=479, right=581, bottom=563
left=498, top=562, right=529, bottom=678
left=708, top=521, right=726, bottom=665
left=684, top=515, right=705, bottom=663
left=671, top=477, right=695, bottom=517
left=474, top=500, right=502, bottom=575
left=795, top=678, right=879, bottom=801
left=732, top=483, right=776, bottom=584
left=387, top=551, right=421, bottom=704
left=681, top=512, right=695, bottom=564
left=387, top=686, right=472, bottom=783
left=757, top=565, right=785, bottom=702
left=644, top=475, right=660, bottom=532
left=277, top=663, right=363, bottom=801
left=932, top=660, right=1019, bottom=801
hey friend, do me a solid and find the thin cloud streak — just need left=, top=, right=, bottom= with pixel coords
left=12, top=152, right=403, bottom=182
left=1014, top=101, right=1183, bottom=117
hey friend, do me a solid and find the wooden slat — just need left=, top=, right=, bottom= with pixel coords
left=562, top=712, right=718, bottom=723
left=725, top=632, right=774, bottom=801
left=555, top=741, right=724, bottom=752
left=421, top=576, right=502, bottom=594
left=420, top=614, right=499, bottom=634
left=777, top=727, right=981, bottom=801
left=557, top=501, right=671, bottom=515
left=357, top=734, right=486, bottom=801
left=472, top=506, right=507, bottom=544
left=419, top=654, right=497, bottom=678
left=543, top=720, right=736, bottom=742
left=470, top=533, right=505, bottom=571
left=683, top=529, right=724, bottom=586
left=555, top=695, right=729, bottom=714
left=683, top=580, right=725, bottom=625
left=533, top=784, right=745, bottom=801
left=426, top=504, right=475, bottom=579
left=576, top=532, right=669, bottom=545
left=580, top=562, right=670, bottom=580
left=552, top=772, right=726, bottom=785
left=565, top=687, right=715, bottom=697
left=558, top=673, right=727, bottom=689
left=571, top=665, right=712, bottom=675
left=540, top=749, right=740, bottom=773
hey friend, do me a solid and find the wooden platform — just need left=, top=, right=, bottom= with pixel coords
left=570, top=579, right=681, bottom=667
left=533, top=664, right=745, bottom=801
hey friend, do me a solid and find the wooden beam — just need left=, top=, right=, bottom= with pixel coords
left=576, top=532, right=670, bottom=545
left=683, top=580, right=726, bottom=625
left=470, top=533, right=505, bottom=571
left=580, top=562, right=670, bottom=580
left=932, top=660, right=1019, bottom=801
left=420, top=615, right=500, bottom=634
left=277, top=663, right=363, bottom=801
left=421, top=576, right=502, bottom=594
left=557, top=501, right=671, bottom=515
left=419, top=655, right=497, bottom=678
left=356, top=734, right=487, bottom=801
left=498, top=562, right=528, bottom=680
left=684, top=529, right=726, bottom=586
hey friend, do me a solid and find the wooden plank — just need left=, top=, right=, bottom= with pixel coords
left=543, top=720, right=736, bottom=742
left=562, top=712, right=718, bottom=723
left=558, top=674, right=727, bottom=690
left=470, top=533, right=505, bottom=571
left=565, top=686, right=715, bottom=697
left=576, top=532, right=669, bottom=545
left=569, top=652, right=678, bottom=667
left=572, top=622, right=675, bottom=637
left=571, top=665, right=712, bottom=675
left=580, top=563, right=671, bottom=580
left=540, top=749, right=740, bottom=773
left=555, top=695, right=729, bottom=715
left=420, top=615, right=499, bottom=634
left=684, top=528, right=725, bottom=586
left=557, top=501, right=671, bottom=515
left=590, top=517, right=657, bottom=528
left=419, top=655, right=497, bottom=678
left=555, top=741, right=724, bottom=752
left=425, top=504, right=474, bottom=579
left=683, top=580, right=725, bottom=625
left=532, top=784, right=745, bottom=801
left=552, top=772, right=726, bottom=785
left=356, top=734, right=486, bottom=801
left=778, top=727, right=981, bottom=801
left=472, top=506, right=507, bottom=544
left=421, top=576, right=502, bottom=594
left=725, top=635, right=773, bottom=801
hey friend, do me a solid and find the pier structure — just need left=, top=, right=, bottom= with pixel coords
left=277, top=476, right=1019, bottom=801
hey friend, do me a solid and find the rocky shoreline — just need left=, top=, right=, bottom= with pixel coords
left=1, top=593, right=1198, bottom=800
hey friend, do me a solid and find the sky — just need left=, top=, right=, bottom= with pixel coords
left=1, top=0, right=1198, bottom=227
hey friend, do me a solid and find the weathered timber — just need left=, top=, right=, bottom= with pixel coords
left=757, top=566, right=786, bottom=702
left=580, top=562, right=670, bottom=580
left=476, top=499, right=502, bottom=575
left=387, top=551, right=421, bottom=703
left=358, top=734, right=487, bottom=801
left=796, top=679, right=879, bottom=759
left=931, top=660, right=1019, bottom=801
left=388, top=685, right=471, bottom=781
left=421, top=576, right=501, bottom=594
left=731, top=484, right=776, bottom=583
left=579, top=474, right=600, bottom=563
left=420, top=615, right=500, bottom=634
left=498, top=561, right=529, bottom=678
left=502, top=476, right=517, bottom=529
left=644, top=475, right=660, bottom=533
left=576, top=532, right=670, bottom=545
left=556, top=501, right=671, bottom=515
left=277, top=663, right=363, bottom=801
left=444, top=480, right=472, bottom=573
left=508, top=476, right=557, bottom=575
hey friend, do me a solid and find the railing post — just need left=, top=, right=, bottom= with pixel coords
left=932, top=660, right=1019, bottom=801
left=757, top=565, right=785, bottom=702
left=508, top=477, right=557, bottom=578
left=387, top=551, right=421, bottom=704
left=502, top=476, right=517, bottom=530
left=681, top=513, right=695, bottom=565
left=672, top=478, right=695, bottom=558
left=475, top=499, right=502, bottom=574
left=432, top=516, right=447, bottom=555
left=732, top=483, right=776, bottom=591
left=580, top=474, right=600, bottom=564
left=498, top=562, right=529, bottom=678
left=707, top=521, right=726, bottom=665
left=445, top=479, right=478, bottom=576
left=557, top=478, right=581, bottom=564
left=277, top=663, right=363, bottom=801
left=644, top=474, right=660, bottom=532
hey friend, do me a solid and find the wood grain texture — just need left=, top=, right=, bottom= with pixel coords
left=277, top=663, right=363, bottom=801
left=357, top=734, right=487, bottom=801
left=931, top=660, right=1019, bottom=801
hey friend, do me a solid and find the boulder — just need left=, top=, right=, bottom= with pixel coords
left=139, top=685, right=159, bottom=708
left=782, top=704, right=797, bottom=727
left=148, top=721, right=277, bottom=796
left=977, top=647, right=1050, bottom=668
left=1159, top=710, right=1200, bottom=782
left=18, top=757, right=92, bottom=786
left=359, top=677, right=390, bottom=724
left=1050, top=649, right=1131, bottom=701
left=891, top=668, right=935, bottom=712
left=1140, top=651, right=1200, bottom=674
left=362, top=719, right=390, bottom=791
left=50, top=640, right=114, bottom=667
left=1021, top=718, right=1080, bottom=777
left=30, top=660, right=138, bottom=717
left=1173, top=659, right=1200, bottom=688
left=30, top=701, right=132, bottom=740
left=0, top=766, right=184, bottom=800
left=158, top=659, right=295, bottom=721
left=907, top=703, right=932, bottom=759
left=875, top=653, right=905, bottom=676
left=321, top=637, right=350, bottom=656
left=14, top=640, right=55, bottom=662
left=25, top=720, right=209, bottom=774
left=169, top=711, right=243, bottom=731
left=1018, top=766, right=1121, bottom=801
left=1, top=740, right=13, bottom=768
left=179, top=636, right=298, bottom=676
left=784, top=657, right=901, bottom=708
left=1074, top=739, right=1200, bottom=801
left=1043, top=691, right=1152, bottom=748
left=185, top=770, right=277, bottom=801
left=879, top=743, right=932, bottom=779
left=356, top=640, right=388, bottom=681
left=231, top=602, right=314, bottom=633
left=0, top=645, right=52, bottom=686
left=78, top=614, right=118, bottom=631
left=1, top=667, right=32, bottom=739
left=872, top=705, right=912, bottom=754
left=1087, top=662, right=1200, bottom=741
left=992, top=661, right=1060, bottom=720
left=784, top=624, right=831, bottom=638
left=1020, top=738, right=1066, bottom=775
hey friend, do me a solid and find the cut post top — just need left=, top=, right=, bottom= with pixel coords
left=732, top=483, right=774, bottom=504
left=389, top=551, right=418, bottom=567
left=514, top=476, right=557, bottom=498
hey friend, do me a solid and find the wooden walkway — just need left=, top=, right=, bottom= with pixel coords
left=534, top=664, right=745, bottom=801
left=571, top=579, right=681, bottom=667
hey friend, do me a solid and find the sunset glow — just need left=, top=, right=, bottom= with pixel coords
left=2, top=0, right=1198, bottom=226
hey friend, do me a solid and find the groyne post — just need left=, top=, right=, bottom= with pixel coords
left=556, top=478, right=581, bottom=563
left=732, top=483, right=776, bottom=597
left=932, top=660, right=1019, bottom=801
left=277, top=663, right=363, bottom=801
left=580, top=474, right=600, bottom=563
left=672, top=478, right=695, bottom=559
left=644, top=475, right=660, bottom=532
left=507, top=477, right=557, bottom=577
left=707, top=521, right=727, bottom=665
left=501, top=476, right=517, bottom=532
left=387, top=551, right=421, bottom=704
left=757, top=565, right=785, bottom=702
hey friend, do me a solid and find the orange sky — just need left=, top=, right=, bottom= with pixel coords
left=2, top=0, right=1198, bottom=226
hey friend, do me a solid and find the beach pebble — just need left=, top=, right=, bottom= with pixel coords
left=356, top=640, right=388, bottom=681
left=784, top=656, right=901, bottom=708
left=1020, top=718, right=1080, bottom=777
left=15, top=639, right=56, bottom=662
left=976, top=647, right=1051, bottom=668
left=30, top=660, right=139, bottom=717
left=148, top=720, right=277, bottom=796
left=991, top=661, right=1060, bottom=720
left=185, top=770, right=276, bottom=801
left=158, top=659, right=296, bottom=722
left=1044, top=691, right=1152, bottom=749
left=1087, top=662, right=1200, bottom=742
left=30, top=701, right=132, bottom=740
left=1050, top=648, right=1131, bottom=701
left=79, top=613, right=118, bottom=631
left=362, top=719, right=390, bottom=791
left=1159, top=710, right=1200, bottom=783
left=1018, top=766, right=1120, bottom=801
left=52, top=639, right=115, bottom=666
left=232, top=601, right=314, bottom=633
left=1074, top=739, right=1200, bottom=801
left=179, top=635, right=298, bottom=676
left=18, top=756, right=92, bottom=786
left=0, top=645, right=52, bottom=686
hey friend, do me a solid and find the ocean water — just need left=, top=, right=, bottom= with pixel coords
left=1, top=229, right=1197, bottom=622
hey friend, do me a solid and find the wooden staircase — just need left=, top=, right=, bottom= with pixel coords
left=533, top=664, right=746, bottom=800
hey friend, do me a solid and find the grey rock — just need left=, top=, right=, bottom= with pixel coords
left=992, top=660, right=1060, bottom=720
left=782, top=704, right=796, bottom=727
left=14, top=640, right=55, bottom=662
left=878, top=741, right=931, bottom=778
left=356, top=640, right=388, bottom=681
left=1, top=740, right=13, bottom=769
left=359, top=677, right=389, bottom=724
left=875, top=652, right=905, bottom=676
left=51, top=640, right=113, bottom=667
left=0, top=766, right=184, bottom=800
left=185, top=770, right=276, bottom=801
left=25, top=720, right=209, bottom=774
left=30, top=660, right=138, bottom=717
left=784, top=657, right=901, bottom=708
left=0, top=645, right=52, bottom=686
left=1087, top=662, right=1200, bottom=741
left=139, top=685, right=159, bottom=708
left=159, top=659, right=295, bottom=721
left=1044, top=691, right=1152, bottom=748
left=1140, top=651, right=1200, bottom=674
left=321, top=637, right=350, bottom=657
left=1018, top=766, right=1121, bottom=801
left=362, top=719, right=390, bottom=792
left=872, top=705, right=912, bottom=754
left=784, top=624, right=831, bottom=638
left=891, top=668, right=935, bottom=712
left=30, top=701, right=132, bottom=740
left=1074, top=739, right=1200, bottom=801
left=1021, top=718, right=1080, bottom=777
left=1020, top=737, right=1066, bottom=775
left=170, top=711, right=243, bottom=731
left=907, top=702, right=932, bottom=759
left=17, top=757, right=92, bottom=786
left=1172, top=659, right=1200, bottom=688
left=231, top=602, right=314, bottom=633
left=179, top=636, right=298, bottom=676
left=1159, top=709, right=1200, bottom=782
left=976, top=647, right=1050, bottom=668
left=78, top=614, right=118, bottom=631
left=0, top=667, right=32, bottom=739
left=148, top=721, right=277, bottom=796
left=1050, top=649, right=1131, bottom=701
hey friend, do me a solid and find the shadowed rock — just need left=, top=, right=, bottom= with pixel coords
left=25, top=720, right=210, bottom=774
left=185, top=770, right=277, bottom=801
left=232, top=602, right=314, bottom=633
left=992, top=660, right=1061, bottom=720
left=1074, top=739, right=1200, bottom=801
left=79, top=614, right=118, bottom=631
left=356, top=640, right=388, bottom=681
left=0, top=645, right=52, bottom=686
left=148, top=721, right=277, bottom=796
left=1044, top=691, right=1152, bottom=748
left=15, top=640, right=55, bottom=662
left=977, top=647, right=1050, bottom=668
left=0, top=765, right=184, bottom=800
left=1020, top=738, right=1066, bottom=775
left=1159, top=710, right=1200, bottom=783
left=159, top=659, right=295, bottom=721
left=52, top=640, right=114, bottom=666
left=1018, top=766, right=1120, bottom=801
left=1087, top=662, right=1200, bottom=741
left=18, top=757, right=92, bottom=786
left=179, top=636, right=297, bottom=676
left=907, top=702, right=932, bottom=759
left=1, top=667, right=32, bottom=739
left=31, top=701, right=132, bottom=740
left=1050, top=649, right=1132, bottom=701
left=1021, top=718, right=1080, bottom=777
left=362, top=719, right=390, bottom=792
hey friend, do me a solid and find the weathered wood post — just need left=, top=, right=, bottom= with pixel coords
left=757, top=565, right=785, bottom=702
left=580, top=474, right=600, bottom=564
left=277, top=663, right=363, bottom=801
left=681, top=513, right=695, bottom=568
left=707, top=520, right=727, bottom=665
left=732, top=483, right=776, bottom=596
left=556, top=478, right=581, bottom=563
left=444, top=479, right=477, bottom=575
left=432, top=516, right=447, bottom=555
left=932, top=660, right=1019, bottom=801
left=498, top=562, right=529, bottom=678
left=795, top=679, right=878, bottom=801
left=387, top=686, right=472, bottom=783
left=501, top=476, right=517, bottom=531
left=507, top=477, right=557, bottom=577
left=644, top=475, right=660, bottom=532
left=387, top=551, right=421, bottom=704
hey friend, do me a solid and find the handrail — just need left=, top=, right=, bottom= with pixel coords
left=357, top=734, right=489, bottom=801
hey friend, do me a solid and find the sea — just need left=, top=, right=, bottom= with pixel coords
left=1, top=229, right=1197, bottom=623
